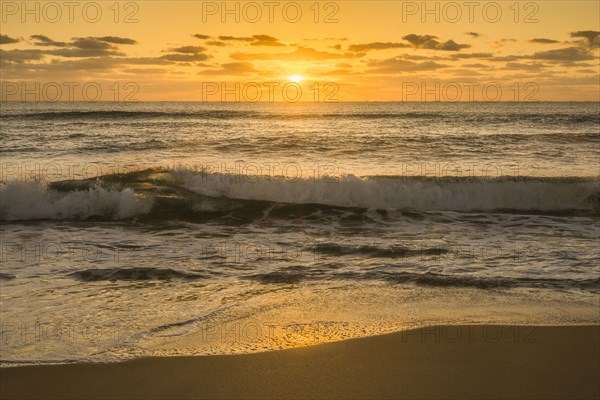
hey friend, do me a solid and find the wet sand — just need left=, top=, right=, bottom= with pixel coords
left=1, top=325, right=598, bottom=399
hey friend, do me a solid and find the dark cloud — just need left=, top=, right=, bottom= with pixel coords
left=504, top=62, right=548, bottom=71
left=3, top=32, right=212, bottom=71
left=330, top=44, right=342, bottom=50
left=96, top=36, right=137, bottom=45
left=123, top=68, right=167, bottom=74
left=570, top=31, right=600, bottom=48
left=462, top=63, right=491, bottom=69
left=402, top=34, right=437, bottom=48
left=30, top=35, right=68, bottom=47
left=493, top=38, right=517, bottom=48
left=529, top=38, right=560, bottom=44
left=348, top=42, right=410, bottom=52
left=168, top=46, right=206, bottom=54
left=438, top=40, right=470, bottom=51
left=159, top=53, right=210, bottom=62
left=529, top=47, right=595, bottom=62
left=250, top=34, right=285, bottom=47
left=402, top=34, right=470, bottom=51
left=27, top=35, right=133, bottom=57
left=491, top=47, right=595, bottom=64
left=465, top=32, right=480, bottom=38
left=218, top=35, right=254, bottom=42
left=193, top=34, right=211, bottom=40
left=71, top=37, right=115, bottom=50
left=449, top=53, right=494, bottom=60
left=45, top=48, right=124, bottom=58
left=206, top=41, right=228, bottom=47
left=0, top=34, right=19, bottom=45
left=122, top=57, right=176, bottom=65
left=368, top=56, right=448, bottom=73
left=30, top=35, right=136, bottom=49
left=0, top=49, right=45, bottom=63
left=218, top=35, right=285, bottom=46
left=231, top=46, right=356, bottom=61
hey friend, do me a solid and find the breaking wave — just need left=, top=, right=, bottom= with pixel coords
left=1, top=168, right=598, bottom=221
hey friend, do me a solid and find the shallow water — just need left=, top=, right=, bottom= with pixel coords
left=1, top=102, right=599, bottom=364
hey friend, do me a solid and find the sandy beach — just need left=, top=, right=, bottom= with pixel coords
left=1, top=325, right=598, bottom=399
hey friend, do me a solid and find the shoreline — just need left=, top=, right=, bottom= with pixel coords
left=2, top=324, right=598, bottom=399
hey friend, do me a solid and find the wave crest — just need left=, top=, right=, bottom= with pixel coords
left=0, top=181, right=151, bottom=221
left=1, top=168, right=598, bottom=221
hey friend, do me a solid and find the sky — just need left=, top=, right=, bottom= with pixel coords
left=1, top=1, right=599, bottom=101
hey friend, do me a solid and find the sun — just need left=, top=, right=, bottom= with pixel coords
left=288, top=74, right=305, bottom=83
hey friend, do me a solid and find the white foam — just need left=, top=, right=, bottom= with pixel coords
left=173, top=170, right=598, bottom=212
left=0, top=181, right=152, bottom=220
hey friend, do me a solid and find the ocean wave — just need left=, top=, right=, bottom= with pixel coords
left=3, top=109, right=599, bottom=124
left=0, top=181, right=152, bottom=221
left=174, top=169, right=599, bottom=214
left=308, top=243, right=449, bottom=257
left=244, top=268, right=600, bottom=290
left=62, top=265, right=599, bottom=290
left=1, top=168, right=598, bottom=221
left=381, top=271, right=600, bottom=290
left=69, top=267, right=208, bottom=281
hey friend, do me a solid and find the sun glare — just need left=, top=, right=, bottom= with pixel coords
left=289, top=74, right=305, bottom=83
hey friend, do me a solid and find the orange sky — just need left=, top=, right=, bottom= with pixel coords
left=1, top=1, right=599, bottom=101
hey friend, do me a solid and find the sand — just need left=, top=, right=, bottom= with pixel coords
left=1, top=325, right=598, bottom=399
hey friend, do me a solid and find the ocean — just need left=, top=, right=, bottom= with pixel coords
left=1, top=101, right=599, bottom=365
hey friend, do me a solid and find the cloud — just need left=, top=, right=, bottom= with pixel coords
left=218, top=35, right=255, bottom=42
left=71, top=37, right=116, bottom=50
left=330, top=44, right=342, bottom=50
left=159, top=53, right=210, bottom=62
left=570, top=31, right=600, bottom=48
left=122, top=57, right=177, bottom=65
left=465, top=32, right=480, bottom=38
left=0, top=34, right=19, bottom=45
left=30, top=35, right=136, bottom=49
left=201, top=61, right=257, bottom=75
left=217, top=34, right=285, bottom=47
left=504, top=62, right=548, bottom=71
left=368, top=56, right=448, bottom=73
left=529, top=46, right=595, bottom=62
left=45, top=48, right=124, bottom=58
left=2, top=32, right=214, bottom=72
left=206, top=41, right=228, bottom=47
left=348, top=42, right=410, bottom=52
left=27, top=35, right=137, bottom=57
left=231, top=46, right=356, bottom=61
left=438, top=40, right=471, bottom=51
left=493, top=38, right=517, bottom=48
left=168, top=46, right=206, bottom=54
left=193, top=34, right=211, bottom=40
left=30, top=35, right=68, bottom=47
left=462, top=63, right=491, bottom=69
left=96, top=36, right=137, bottom=45
left=449, top=53, right=494, bottom=60
left=250, top=34, right=285, bottom=47
left=491, top=46, right=595, bottom=64
left=529, top=38, right=560, bottom=44
left=0, top=49, right=44, bottom=63
left=123, top=68, right=167, bottom=74
left=402, top=34, right=470, bottom=51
